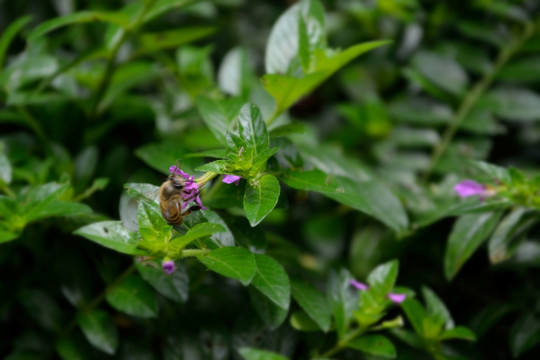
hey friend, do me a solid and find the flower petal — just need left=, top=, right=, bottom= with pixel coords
left=223, top=174, right=241, bottom=185
left=454, top=180, right=486, bottom=198
left=350, top=279, right=369, bottom=291
left=388, top=293, right=406, bottom=304
left=162, top=259, right=175, bottom=275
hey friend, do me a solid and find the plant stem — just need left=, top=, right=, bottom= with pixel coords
left=181, top=249, right=210, bottom=257
left=421, top=22, right=535, bottom=183
left=319, top=326, right=366, bottom=358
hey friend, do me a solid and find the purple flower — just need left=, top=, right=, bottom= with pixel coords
left=222, top=174, right=241, bottom=186
left=454, top=180, right=487, bottom=198
left=169, top=166, right=207, bottom=210
left=388, top=293, right=406, bottom=304
left=162, top=259, right=175, bottom=274
left=350, top=279, right=369, bottom=291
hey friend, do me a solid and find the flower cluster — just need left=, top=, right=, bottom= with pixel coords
left=169, top=166, right=207, bottom=210
left=350, top=279, right=406, bottom=304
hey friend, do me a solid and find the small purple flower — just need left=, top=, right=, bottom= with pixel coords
left=162, top=259, right=175, bottom=275
left=222, top=174, right=241, bottom=186
left=169, top=166, right=207, bottom=210
left=388, top=293, right=406, bottom=304
left=454, top=180, right=487, bottom=198
left=350, top=279, right=369, bottom=291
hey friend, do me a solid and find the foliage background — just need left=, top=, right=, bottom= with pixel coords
left=1, top=0, right=540, bottom=359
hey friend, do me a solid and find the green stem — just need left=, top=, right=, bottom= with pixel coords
left=196, top=171, right=218, bottom=188
left=181, top=249, right=210, bottom=257
left=421, top=22, right=535, bottom=183
left=319, top=326, right=366, bottom=358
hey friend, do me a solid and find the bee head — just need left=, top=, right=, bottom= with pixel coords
left=168, top=174, right=185, bottom=189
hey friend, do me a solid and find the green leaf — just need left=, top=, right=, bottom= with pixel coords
left=125, top=183, right=160, bottom=205
left=388, top=96, right=453, bottom=126
left=410, top=51, right=468, bottom=96
left=25, top=201, right=91, bottom=222
left=77, top=310, right=118, bottom=355
left=290, top=310, right=321, bottom=331
left=204, top=210, right=236, bottom=248
left=327, top=269, right=357, bottom=340
left=137, top=201, right=171, bottom=244
left=28, top=11, right=130, bottom=41
left=468, top=160, right=512, bottom=183
left=197, top=95, right=243, bottom=145
left=510, top=314, right=540, bottom=357
left=19, top=289, right=64, bottom=332
left=143, top=0, right=198, bottom=23
left=251, top=254, right=290, bottom=310
left=105, top=275, right=157, bottom=318
left=74, top=221, right=143, bottom=255
left=269, top=122, right=306, bottom=137
left=197, top=246, right=256, bottom=285
left=347, top=334, right=396, bottom=358
left=236, top=103, right=269, bottom=155
left=136, top=260, right=189, bottom=303
left=249, top=287, right=288, bottom=330
left=439, top=326, right=476, bottom=341
left=443, top=197, right=512, bottom=217
left=290, top=279, right=331, bottom=332
left=422, top=287, right=452, bottom=332
left=244, top=174, right=280, bottom=227
left=281, top=168, right=339, bottom=193
left=479, top=87, right=540, bottom=122
left=218, top=47, right=253, bottom=97
left=298, top=0, right=326, bottom=71
left=367, top=259, right=399, bottom=300
left=402, top=298, right=427, bottom=337
left=169, top=222, right=226, bottom=252
left=265, top=0, right=325, bottom=74
left=488, top=208, right=537, bottom=264
left=239, top=348, right=288, bottom=360
left=444, top=212, right=502, bottom=280
left=0, top=152, right=12, bottom=185
left=282, top=168, right=407, bottom=233
left=0, top=15, right=31, bottom=69
left=497, top=57, right=540, bottom=84
left=195, top=159, right=229, bottom=173
left=263, top=41, right=389, bottom=115
left=55, top=334, right=93, bottom=360
left=325, top=176, right=408, bottom=233
left=265, top=1, right=302, bottom=74
left=136, top=27, right=215, bottom=55
left=4, top=55, right=59, bottom=91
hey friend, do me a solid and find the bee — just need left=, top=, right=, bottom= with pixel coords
left=159, top=173, right=201, bottom=225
